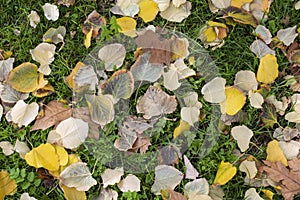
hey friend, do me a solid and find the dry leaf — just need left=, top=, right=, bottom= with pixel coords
left=151, top=165, right=183, bottom=195
left=254, top=25, right=272, bottom=44
left=0, top=84, right=29, bottom=103
left=211, top=0, right=230, bottom=9
left=160, top=1, right=191, bottom=22
left=222, top=7, right=258, bottom=27
left=239, top=160, right=257, bottom=179
left=173, top=120, right=190, bottom=138
left=201, top=77, right=226, bottom=103
left=266, top=140, right=288, bottom=166
left=82, top=10, right=106, bottom=39
left=158, top=145, right=181, bottom=165
left=14, top=139, right=30, bottom=159
left=295, top=1, right=300, bottom=10
left=101, top=167, right=124, bottom=188
left=0, top=141, right=14, bottom=156
left=117, top=174, right=140, bottom=192
left=213, top=160, right=237, bottom=186
left=278, top=141, right=300, bottom=160
left=261, top=103, right=278, bottom=128
left=277, top=26, right=298, bottom=46
left=183, top=91, right=202, bottom=108
left=74, top=65, right=98, bottom=91
left=220, top=86, right=246, bottom=116
left=257, top=54, right=279, bottom=84
left=180, top=107, right=199, bottom=126
left=250, top=39, right=275, bottom=59
left=43, top=26, right=66, bottom=47
left=161, top=188, right=188, bottom=200
left=138, top=0, right=159, bottom=23
left=61, top=185, right=86, bottom=200
left=58, top=0, right=75, bottom=7
left=84, top=28, right=93, bottom=48
left=154, top=0, right=170, bottom=11
left=11, top=100, right=39, bottom=127
left=98, top=43, right=126, bottom=71
left=231, top=125, right=253, bottom=152
left=208, top=185, right=224, bottom=200
left=96, top=188, right=118, bottom=200
left=248, top=90, right=264, bottom=109
left=116, top=17, right=137, bottom=37
left=172, top=0, right=186, bottom=7
left=114, top=124, right=138, bottom=151
left=0, top=57, right=14, bottom=81
left=60, top=162, right=97, bottom=191
left=265, top=95, right=289, bottom=116
left=184, top=178, right=209, bottom=198
left=0, top=170, right=17, bottom=199
left=245, top=188, right=263, bottom=200
left=32, top=100, right=72, bottom=131
left=183, top=155, right=199, bottom=180
left=47, top=117, right=89, bottom=149
left=234, top=70, right=258, bottom=91
left=170, top=36, right=189, bottom=60
left=20, top=193, right=38, bottom=200
left=137, top=85, right=177, bottom=119
left=111, top=0, right=139, bottom=17
left=28, top=11, right=40, bottom=28
left=42, top=3, right=59, bottom=21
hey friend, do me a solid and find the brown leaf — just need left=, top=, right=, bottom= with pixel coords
left=31, top=100, right=72, bottom=131
left=82, top=11, right=106, bottom=39
left=262, top=159, right=300, bottom=200
left=158, top=145, right=181, bottom=165
left=132, top=136, right=151, bottom=154
left=57, top=0, right=75, bottom=7
left=135, top=30, right=171, bottom=65
left=161, top=188, right=187, bottom=200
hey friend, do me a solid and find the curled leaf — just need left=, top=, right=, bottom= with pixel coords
left=28, top=11, right=40, bottom=28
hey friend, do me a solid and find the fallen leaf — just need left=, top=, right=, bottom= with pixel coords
left=265, top=95, right=289, bottom=116
left=11, top=100, right=39, bottom=127
left=0, top=141, right=14, bottom=156
left=14, top=139, right=30, bottom=159
left=43, top=26, right=66, bottom=46
left=277, top=26, right=298, bottom=46
left=20, top=193, right=37, bottom=200
left=261, top=103, right=277, bottom=128
left=158, top=145, right=181, bottom=165
left=130, top=53, right=163, bottom=83
left=101, top=167, right=124, bottom=188
left=180, top=107, right=199, bottom=126
left=172, top=0, right=186, bottom=7
left=183, top=155, right=199, bottom=180
left=32, top=100, right=72, bottom=131
left=273, top=127, right=300, bottom=141
left=230, top=0, right=252, bottom=8
left=278, top=140, right=300, bottom=160
left=0, top=57, right=14, bottom=81
left=57, top=0, right=75, bottom=7
left=42, top=3, right=59, bottom=21
left=220, top=86, right=246, bottom=116
left=114, top=124, right=138, bottom=151
left=0, top=170, right=17, bottom=199
left=136, top=85, right=177, bottom=119
left=248, top=90, right=264, bottom=109
left=25, top=143, right=60, bottom=171
left=183, top=91, right=202, bottom=108
left=231, top=125, right=254, bottom=152
left=0, top=84, right=29, bottom=103
left=30, top=43, right=56, bottom=75
left=173, top=120, right=190, bottom=138
left=184, top=178, right=209, bottom=198
left=111, top=0, right=139, bottom=17
left=116, top=17, right=137, bottom=37
left=254, top=25, right=272, bottom=44
left=98, top=43, right=126, bottom=71
left=28, top=11, right=40, bottom=28
left=61, top=185, right=86, bottom=200
left=160, top=1, right=191, bottom=22
left=239, top=160, right=257, bottom=179
left=296, top=1, right=300, bottom=10
left=154, top=0, right=170, bottom=11
left=74, top=64, right=98, bottom=91
left=208, top=185, right=224, bottom=200
left=84, top=28, right=93, bottom=48
left=211, top=0, right=230, bottom=9
left=222, top=7, right=258, bottom=27
left=66, top=62, right=86, bottom=90
left=170, top=36, right=189, bottom=60
left=132, top=136, right=152, bottom=153
left=151, top=165, right=183, bottom=195
left=96, top=188, right=118, bottom=200
left=234, top=70, right=258, bottom=91
left=250, top=39, right=275, bottom=59
left=60, top=162, right=97, bottom=191
left=245, top=188, right=263, bottom=200
left=256, top=54, right=278, bottom=84
left=117, top=174, right=140, bottom=192
left=161, top=188, right=187, bottom=200
left=138, top=0, right=159, bottom=23
left=82, top=10, right=106, bottom=39
left=7, top=62, right=39, bottom=93
left=201, top=77, right=226, bottom=103
left=47, top=117, right=89, bottom=149
left=266, top=140, right=288, bottom=166
left=213, top=160, right=237, bottom=186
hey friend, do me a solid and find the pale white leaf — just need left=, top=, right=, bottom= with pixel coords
left=295, top=1, right=300, bottom=10
left=163, top=65, right=181, bottom=91
left=254, top=25, right=272, bottom=44
left=265, top=95, right=289, bottom=115
left=14, top=139, right=30, bottom=159
left=183, top=92, right=202, bottom=109
left=60, top=162, right=97, bottom=191
left=47, top=117, right=88, bottom=149
left=0, top=141, right=14, bottom=156
left=30, top=43, right=56, bottom=75
left=101, top=167, right=124, bottom=188
left=117, top=174, right=140, bottom=192
left=96, top=188, right=118, bottom=200
left=234, top=70, right=258, bottom=91
left=114, top=125, right=137, bottom=151
left=74, top=65, right=98, bottom=91
left=211, top=0, right=230, bottom=9
left=42, top=3, right=59, bottom=21
left=160, top=2, right=191, bottom=22
left=291, top=93, right=300, bottom=104
left=279, top=140, right=300, bottom=160
left=248, top=91, right=264, bottom=109
left=201, top=77, right=226, bottom=103
left=28, top=11, right=40, bottom=28
left=239, top=160, right=257, bottom=179
left=0, top=58, right=14, bottom=81
left=20, top=193, right=37, bottom=200
left=154, top=0, right=170, bottom=11
left=151, top=165, right=183, bottom=195
left=250, top=39, right=275, bottom=58
left=244, top=188, right=263, bottom=200
left=184, top=178, right=209, bottom=199
left=0, top=84, right=29, bottom=103
left=183, top=155, right=199, bottom=180
left=11, top=100, right=39, bottom=127
left=111, top=0, right=139, bottom=17
left=231, top=125, right=253, bottom=152
left=285, top=111, right=300, bottom=123
left=181, top=107, right=199, bottom=126
left=174, top=59, right=195, bottom=79
left=189, top=195, right=212, bottom=200
left=277, top=26, right=298, bottom=46
left=172, top=0, right=186, bottom=7
left=98, top=43, right=126, bottom=71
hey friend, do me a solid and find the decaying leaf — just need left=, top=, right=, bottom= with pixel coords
left=11, top=100, right=39, bottom=127
left=220, top=86, right=246, bottom=116
left=137, top=85, right=177, bottom=119
left=201, top=77, right=226, bottom=103
left=0, top=84, right=29, bottom=103
left=199, top=21, right=228, bottom=49
left=28, top=11, right=40, bottom=28
left=96, top=188, right=118, bottom=200
left=47, top=117, right=89, bottom=149
left=234, top=70, right=258, bottom=91
left=213, top=160, right=237, bottom=186
left=43, top=26, right=66, bottom=47
left=151, top=165, right=183, bottom=195
left=231, top=125, right=253, bottom=152
left=0, top=141, right=14, bottom=156
left=0, top=170, right=17, bottom=199
left=183, top=155, right=199, bottom=180
left=57, top=0, right=75, bottom=7
left=278, top=141, right=300, bottom=160
left=138, top=0, right=159, bottom=23
left=222, top=7, right=258, bottom=27
left=161, top=188, right=188, bottom=200
left=117, top=174, right=140, bottom=192
left=101, top=167, right=124, bottom=188
left=114, top=124, right=138, bottom=151
left=61, top=185, right=86, bottom=200
left=60, top=162, right=97, bottom=191
left=82, top=10, right=106, bottom=39
left=160, top=2, right=192, bottom=22
left=98, top=43, right=126, bottom=71
left=248, top=90, right=264, bottom=109
left=20, top=193, right=38, bottom=200
left=111, top=0, right=139, bottom=17
left=184, top=178, right=209, bottom=199
left=158, top=145, right=181, bottom=165
left=0, top=57, right=14, bottom=82
left=277, top=26, right=298, bottom=46
left=170, top=36, right=189, bottom=60
left=244, top=188, right=263, bottom=200
left=266, top=140, right=288, bottom=166
left=254, top=25, right=272, bottom=44
left=42, top=3, right=59, bottom=21
left=261, top=103, right=278, bottom=128
left=116, top=17, right=137, bottom=37
left=239, top=160, right=258, bottom=179
left=250, top=39, right=275, bottom=59
left=74, top=65, right=98, bottom=91
left=14, top=139, right=30, bottom=159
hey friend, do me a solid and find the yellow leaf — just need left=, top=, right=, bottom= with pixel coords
left=25, top=143, right=60, bottom=171
left=84, top=28, right=93, bottom=48
left=138, top=0, right=159, bottom=23
left=224, top=8, right=258, bottom=27
left=220, top=86, right=246, bottom=116
left=256, top=54, right=278, bottom=84
left=204, top=27, right=217, bottom=42
left=32, top=83, right=55, bottom=98
left=262, top=189, right=274, bottom=200
left=230, top=0, right=253, bottom=8
left=207, top=21, right=227, bottom=28
left=116, top=17, right=137, bottom=37
left=7, top=62, right=39, bottom=93
left=173, top=120, right=190, bottom=138
left=61, top=185, right=86, bottom=200
left=266, top=140, right=288, bottom=166
left=213, top=160, right=237, bottom=186
left=0, top=170, right=17, bottom=199
left=54, top=145, right=68, bottom=166
left=66, top=62, right=86, bottom=90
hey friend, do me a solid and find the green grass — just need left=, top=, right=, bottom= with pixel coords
left=1, top=0, right=300, bottom=199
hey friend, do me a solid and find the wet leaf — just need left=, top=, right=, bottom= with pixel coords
left=250, top=39, right=275, bottom=59
left=213, top=160, right=237, bottom=186
left=138, top=0, right=159, bottom=23
left=117, top=174, right=140, bottom=192
left=234, top=70, right=258, bottom=91
left=42, top=3, right=59, bottom=21
left=160, top=2, right=191, bottom=22
left=28, top=11, right=40, bottom=28
left=101, top=167, right=124, bottom=188
left=201, top=77, right=226, bottom=103
left=220, top=86, right=246, bottom=116
left=61, top=185, right=86, bottom=200
left=266, top=140, right=288, bottom=166
left=11, top=100, right=39, bottom=127
left=277, top=26, right=298, bottom=46
left=0, top=170, right=17, bottom=199
left=60, top=162, right=97, bottom=191
left=116, top=17, right=137, bottom=37
left=98, top=43, right=126, bottom=71
left=231, top=125, right=253, bottom=152
left=0, top=57, right=14, bottom=82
